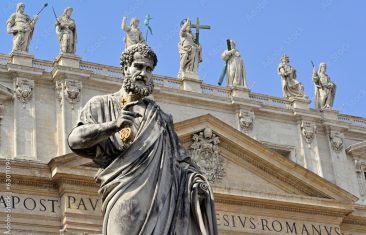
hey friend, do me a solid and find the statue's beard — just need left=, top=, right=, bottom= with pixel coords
left=123, top=73, right=154, bottom=98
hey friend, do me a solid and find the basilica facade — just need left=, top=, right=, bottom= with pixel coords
left=0, top=50, right=365, bottom=235
left=1, top=3, right=366, bottom=233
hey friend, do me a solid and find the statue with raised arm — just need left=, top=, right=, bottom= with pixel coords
left=68, top=43, right=218, bottom=235
left=178, top=19, right=202, bottom=78
left=221, top=40, right=247, bottom=87
left=121, top=16, right=145, bottom=49
left=312, top=63, right=336, bottom=110
left=6, top=3, right=38, bottom=53
left=278, top=54, right=305, bottom=99
left=55, top=7, right=77, bottom=54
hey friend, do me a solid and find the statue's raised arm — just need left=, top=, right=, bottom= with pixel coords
left=121, top=16, right=145, bottom=49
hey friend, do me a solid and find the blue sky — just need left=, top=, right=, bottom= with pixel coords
left=1, top=0, right=365, bottom=117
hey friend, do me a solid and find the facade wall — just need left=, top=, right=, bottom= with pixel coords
left=0, top=53, right=366, bottom=234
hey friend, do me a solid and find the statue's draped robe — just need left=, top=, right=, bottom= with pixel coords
left=6, top=13, right=35, bottom=52
left=56, top=16, right=77, bottom=54
left=278, top=64, right=304, bottom=98
left=313, top=72, right=336, bottom=109
left=69, top=93, right=218, bottom=235
left=124, top=28, right=145, bottom=49
left=179, top=32, right=202, bottom=75
left=222, top=49, right=247, bottom=87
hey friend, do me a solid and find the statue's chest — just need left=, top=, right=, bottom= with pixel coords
left=15, top=14, right=30, bottom=27
left=319, top=75, right=329, bottom=84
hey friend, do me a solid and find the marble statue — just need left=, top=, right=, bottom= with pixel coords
left=221, top=40, right=247, bottom=87
left=68, top=43, right=218, bottom=235
left=121, top=16, right=145, bottom=49
left=178, top=19, right=202, bottom=78
left=55, top=7, right=77, bottom=54
left=312, top=63, right=336, bottom=110
left=278, top=54, right=305, bottom=99
left=6, top=3, right=38, bottom=53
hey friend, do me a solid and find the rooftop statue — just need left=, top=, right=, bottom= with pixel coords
left=68, top=43, right=218, bottom=235
left=178, top=19, right=202, bottom=79
left=121, top=16, right=145, bottom=49
left=312, top=62, right=336, bottom=110
left=221, top=39, right=247, bottom=87
left=6, top=3, right=40, bottom=53
left=278, top=54, right=306, bottom=99
left=55, top=7, right=77, bottom=54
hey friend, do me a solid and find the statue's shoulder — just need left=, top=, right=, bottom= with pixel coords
left=7, top=13, right=16, bottom=21
left=85, top=94, right=115, bottom=109
left=143, top=98, right=172, bottom=123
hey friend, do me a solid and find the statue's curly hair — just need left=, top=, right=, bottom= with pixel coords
left=120, top=43, right=158, bottom=75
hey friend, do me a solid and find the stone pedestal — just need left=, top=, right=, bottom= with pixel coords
left=322, top=109, right=339, bottom=120
left=179, top=71, right=199, bottom=80
left=290, top=97, right=310, bottom=110
left=182, top=77, right=202, bottom=93
left=10, top=52, right=34, bottom=67
left=230, top=86, right=250, bottom=99
left=55, top=53, right=81, bottom=69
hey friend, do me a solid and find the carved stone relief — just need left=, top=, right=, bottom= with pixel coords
left=301, top=121, right=316, bottom=144
left=329, top=131, right=343, bottom=153
left=189, top=128, right=225, bottom=183
left=56, top=79, right=82, bottom=108
left=238, top=110, right=254, bottom=132
left=15, top=78, right=34, bottom=106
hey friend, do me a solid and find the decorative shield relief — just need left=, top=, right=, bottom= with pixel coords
left=189, top=128, right=225, bottom=183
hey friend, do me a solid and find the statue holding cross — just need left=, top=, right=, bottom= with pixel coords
left=178, top=18, right=210, bottom=79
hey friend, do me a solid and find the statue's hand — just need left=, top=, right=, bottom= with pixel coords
left=33, top=15, right=39, bottom=22
left=114, top=109, right=141, bottom=130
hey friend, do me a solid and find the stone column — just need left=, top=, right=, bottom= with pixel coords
left=13, top=77, right=36, bottom=159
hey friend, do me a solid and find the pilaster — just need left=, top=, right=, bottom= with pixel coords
left=13, top=77, right=36, bottom=159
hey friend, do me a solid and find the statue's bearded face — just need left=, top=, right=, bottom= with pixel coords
left=123, top=52, right=154, bottom=97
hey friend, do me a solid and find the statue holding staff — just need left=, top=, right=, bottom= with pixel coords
left=6, top=3, right=45, bottom=53
left=54, top=7, right=77, bottom=54
left=312, top=62, right=336, bottom=110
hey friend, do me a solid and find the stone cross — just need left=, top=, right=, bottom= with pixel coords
left=190, top=17, right=211, bottom=45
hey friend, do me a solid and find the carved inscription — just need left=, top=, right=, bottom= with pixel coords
left=216, top=212, right=350, bottom=235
